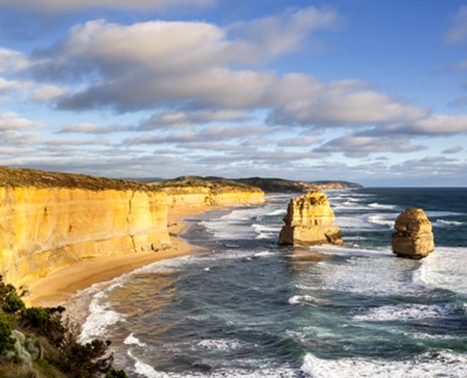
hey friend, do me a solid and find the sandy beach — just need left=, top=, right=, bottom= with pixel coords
left=26, top=205, right=221, bottom=307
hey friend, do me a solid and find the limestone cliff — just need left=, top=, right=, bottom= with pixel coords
left=392, top=208, right=434, bottom=259
left=151, top=176, right=265, bottom=208
left=0, top=167, right=265, bottom=289
left=0, top=187, right=170, bottom=288
left=278, top=191, right=343, bottom=246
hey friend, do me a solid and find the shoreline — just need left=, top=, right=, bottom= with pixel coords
left=26, top=205, right=223, bottom=307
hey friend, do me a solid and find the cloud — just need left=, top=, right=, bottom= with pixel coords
left=138, top=110, right=251, bottom=130
left=277, top=137, right=320, bottom=147
left=445, top=5, right=467, bottom=44
left=442, top=145, right=464, bottom=154
left=314, top=135, right=426, bottom=158
left=411, top=114, right=467, bottom=135
left=0, top=112, right=37, bottom=130
left=125, top=125, right=269, bottom=145
left=33, top=84, right=66, bottom=102
left=228, top=6, right=339, bottom=56
left=59, top=123, right=128, bottom=134
left=0, top=77, right=28, bottom=96
left=0, top=48, right=30, bottom=73
left=0, top=0, right=215, bottom=12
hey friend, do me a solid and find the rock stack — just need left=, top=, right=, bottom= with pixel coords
left=278, top=191, right=343, bottom=246
left=392, top=208, right=434, bottom=259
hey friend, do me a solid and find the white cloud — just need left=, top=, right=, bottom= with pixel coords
left=138, top=110, right=250, bottom=130
left=60, top=123, right=127, bottom=134
left=0, top=77, right=29, bottom=95
left=0, top=0, right=215, bottom=11
left=412, top=114, right=467, bottom=134
left=314, top=135, right=426, bottom=158
left=229, top=6, right=339, bottom=56
left=0, top=48, right=30, bottom=73
left=445, top=5, right=467, bottom=44
left=33, top=84, right=66, bottom=102
left=0, top=112, right=37, bottom=130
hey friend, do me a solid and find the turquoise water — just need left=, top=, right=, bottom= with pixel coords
left=73, top=188, right=467, bottom=377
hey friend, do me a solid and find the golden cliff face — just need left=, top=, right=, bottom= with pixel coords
left=0, top=187, right=170, bottom=288
left=163, top=187, right=265, bottom=208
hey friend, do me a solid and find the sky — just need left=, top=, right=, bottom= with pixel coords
left=0, top=0, right=467, bottom=186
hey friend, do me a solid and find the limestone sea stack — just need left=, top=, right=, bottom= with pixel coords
left=392, top=208, right=434, bottom=259
left=278, top=191, right=343, bottom=246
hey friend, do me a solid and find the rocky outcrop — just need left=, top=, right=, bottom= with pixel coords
left=392, top=208, right=434, bottom=259
left=0, top=187, right=170, bottom=288
left=278, top=191, right=343, bottom=246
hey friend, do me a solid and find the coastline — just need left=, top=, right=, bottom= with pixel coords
left=26, top=205, right=222, bottom=307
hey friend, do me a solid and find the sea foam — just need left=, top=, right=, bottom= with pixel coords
left=301, top=351, right=467, bottom=378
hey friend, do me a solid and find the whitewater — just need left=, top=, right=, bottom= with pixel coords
left=70, top=188, right=467, bottom=377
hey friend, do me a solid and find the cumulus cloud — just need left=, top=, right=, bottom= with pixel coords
left=445, top=5, right=467, bottom=44
left=411, top=114, right=467, bottom=134
left=0, top=48, right=30, bottom=73
left=33, top=84, right=66, bottom=102
left=0, top=0, right=215, bottom=12
left=138, top=110, right=251, bottom=130
left=228, top=6, right=339, bottom=56
left=0, top=112, right=37, bottom=130
left=0, top=77, right=29, bottom=96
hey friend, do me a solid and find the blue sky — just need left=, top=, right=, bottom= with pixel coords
left=0, top=0, right=466, bottom=186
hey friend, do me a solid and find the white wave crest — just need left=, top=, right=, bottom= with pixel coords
left=415, top=247, right=467, bottom=295
left=124, top=333, right=147, bottom=347
left=368, top=202, right=397, bottom=210
left=367, top=214, right=394, bottom=228
left=301, top=351, right=467, bottom=378
left=353, top=303, right=456, bottom=322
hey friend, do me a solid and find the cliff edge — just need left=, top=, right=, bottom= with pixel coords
left=0, top=167, right=265, bottom=290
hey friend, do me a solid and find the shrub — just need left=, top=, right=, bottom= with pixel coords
left=0, top=313, right=15, bottom=355
left=106, top=369, right=129, bottom=378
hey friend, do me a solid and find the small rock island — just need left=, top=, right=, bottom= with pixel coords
left=392, top=208, right=435, bottom=259
left=278, top=191, right=343, bottom=246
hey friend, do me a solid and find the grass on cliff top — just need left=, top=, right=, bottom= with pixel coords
left=0, top=166, right=151, bottom=191
left=149, top=176, right=262, bottom=193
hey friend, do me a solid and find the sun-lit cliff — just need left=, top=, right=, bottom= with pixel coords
left=0, top=186, right=170, bottom=288
left=0, top=167, right=264, bottom=289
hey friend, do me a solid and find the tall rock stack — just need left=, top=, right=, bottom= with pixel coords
left=278, top=191, right=343, bottom=246
left=392, top=208, right=434, bottom=259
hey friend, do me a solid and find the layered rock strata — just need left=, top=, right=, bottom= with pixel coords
left=0, top=187, right=170, bottom=288
left=0, top=167, right=266, bottom=290
left=163, top=187, right=265, bottom=208
left=392, top=208, right=434, bottom=259
left=278, top=191, right=343, bottom=246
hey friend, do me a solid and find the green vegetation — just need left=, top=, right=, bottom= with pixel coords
left=0, top=275, right=131, bottom=377
left=0, top=166, right=151, bottom=191
left=152, top=175, right=261, bottom=193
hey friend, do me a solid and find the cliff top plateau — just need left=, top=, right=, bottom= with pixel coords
left=0, top=166, right=151, bottom=191
left=144, top=176, right=362, bottom=193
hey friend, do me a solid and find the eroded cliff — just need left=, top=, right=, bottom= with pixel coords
left=0, top=187, right=170, bottom=288
left=0, top=167, right=265, bottom=289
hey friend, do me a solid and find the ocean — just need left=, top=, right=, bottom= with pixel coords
left=70, top=188, right=467, bottom=378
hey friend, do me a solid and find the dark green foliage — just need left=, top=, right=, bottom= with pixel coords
left=20, top=306, right=66, bottom=346
left=59, top=337, right=113, bottom=378
left=106, top=368, right=129, bottom=378
left=0, top=279, right=26, bottom=314
left=0, top=275, right=131, bottom=377
left=0, top=312, right=15, bottom=355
